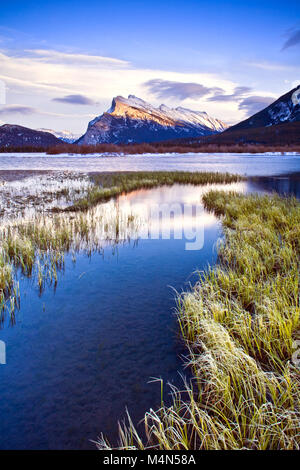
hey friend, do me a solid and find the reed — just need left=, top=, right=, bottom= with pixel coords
left=97, top=191, right=300, bottom=450
left=62, top=171, right=244, bottom=211
left=0, top=202, right=140, bottom=318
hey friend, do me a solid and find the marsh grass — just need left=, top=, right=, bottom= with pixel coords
left=0, top=201, right=142, bottom=320
left=0, top=172, right=243, bottom=319
left=97, top=191, right=300, bottom=450
left=61, top=171, right=244, bottom=211
left=0, top=171, right=242, bottom=320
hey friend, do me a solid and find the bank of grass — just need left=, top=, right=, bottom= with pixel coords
left=97, top=191, right=300, bottom=450
left=63, top=171, right=244, bottom=211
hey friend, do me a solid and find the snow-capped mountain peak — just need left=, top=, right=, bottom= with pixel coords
left=77, top=95, right=227, bottom=145
left=37, top=128, right=81, bottom=143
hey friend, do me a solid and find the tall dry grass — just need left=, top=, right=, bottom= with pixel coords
left=46, top=142, right=300, bottom=155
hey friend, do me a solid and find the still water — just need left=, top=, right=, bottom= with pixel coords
left=0, top=159, right=300, bottom=449
left=0, top=152, right=299, bottom=176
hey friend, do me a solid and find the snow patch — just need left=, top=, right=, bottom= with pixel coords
left=292, top=87, right=300, bottom=106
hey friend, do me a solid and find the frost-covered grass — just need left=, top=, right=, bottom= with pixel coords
left=0, top=171, right=93, bottom=218
left=97, top=191, right=300, bottom=450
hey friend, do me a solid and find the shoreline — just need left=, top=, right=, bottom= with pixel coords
left=98, top=190, right=300, bottom=450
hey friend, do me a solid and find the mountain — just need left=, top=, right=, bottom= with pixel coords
left=181, top=85, right=300, bottom=146
left=37, top=128, right=81, bottom=143
left=200, top=121, right=300, bottom=145
left=0, top=124, right=62, bottom=148
left=227, top=85, right=300, bottom=133
left=76, top=95, right=227, bottom=145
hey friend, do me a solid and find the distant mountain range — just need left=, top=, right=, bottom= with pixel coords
left=0, top=124, right=61, bottom=148
left=37, top=128, right=80, bottom=143
left=0, top=86, right=299, bottom=149
left=76, top=95, right=227, bottom=145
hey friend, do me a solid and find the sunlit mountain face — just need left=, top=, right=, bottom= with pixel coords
left=76, top=95, right=228, bottom=145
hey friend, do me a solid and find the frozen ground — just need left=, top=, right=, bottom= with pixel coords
left=0, top=170, right=93, bottom=218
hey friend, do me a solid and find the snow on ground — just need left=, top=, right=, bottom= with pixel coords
left=0, top=171, right=93, bottom=218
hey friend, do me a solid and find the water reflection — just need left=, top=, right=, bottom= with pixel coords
left=0, top=182, right=246, bottom=450
left=248, top=173, right=300, bottom=199
left=118, top=182, right=245, bottom=250
left=1, top=181, right=246, bottom=325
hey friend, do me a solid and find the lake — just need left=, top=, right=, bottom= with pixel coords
left=0, top=152, right=299, bottom=176
left=0, top=154, right=300, bottom=449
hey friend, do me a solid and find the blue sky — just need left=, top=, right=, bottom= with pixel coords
left=0, top=0, right=299, bottom=134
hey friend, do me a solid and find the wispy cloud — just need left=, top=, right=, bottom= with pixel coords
left=0, top=72, right=75, bottom=94
left=0, top=47, right=263, bottom=130
left=238, top=96, right=274, bottom=115
left=208, top=86, right=251, bottom=102
left=207, top=86, right=275, bottom=117
left=0, top=104, right=94, bottom=119
left=0, top=105, right=36, bottom=115
left=25, top=49, right=130, bottom=67
left=143, top=79, right=223, bottom=100
left=282, top=29, right=300, bottom=51
left=52, top=94, right=96, bottom=105
left=245, top=61, right=295, bottom=71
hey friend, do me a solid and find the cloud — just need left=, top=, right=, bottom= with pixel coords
left=245, top=61, right=295, bottom=71
left=238, top=96, right=274, bottom=115
left=143, top=79, right=223, bottom=100
left=52, top=94, right=96, bottom=105
left=0, top=103, right=94, bottom=119
left=0, top=48, right=253, bottom=130
left=208, top=86, right=252, bottom=102
left=0, top=105, right=36, bottom=115
left=282, top=29, right=300, bottom=51
left=26, top=49, right=129, bottom=67
left=207, top=86, right=276, bottom=117
left=0, top=72, right=75, bottom=95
